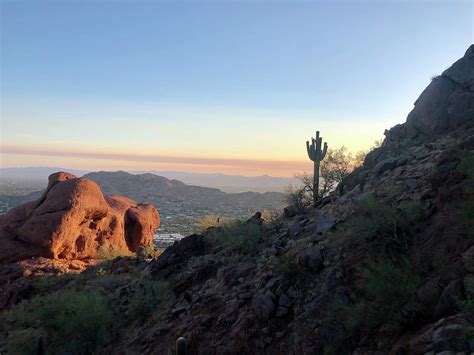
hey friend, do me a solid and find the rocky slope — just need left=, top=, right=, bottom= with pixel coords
left=0, top=46, right=473, bottom=354
left=0, top=172, right=159, bottom=263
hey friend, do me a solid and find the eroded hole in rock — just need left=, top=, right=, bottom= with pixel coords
left=109, top=217, right=117, bottom=230
left=75, top=235, right=86, bottom=253
left=58, top=248, right=69, bottom=259
left=124, top=215, right=137, bottom=251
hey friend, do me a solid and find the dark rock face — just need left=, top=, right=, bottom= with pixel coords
left=382, top=45, right=474, bottom=150
left=298, top=247, right=323, bottom=272
left=0, top=172, right=160, bottom=262
left=151, top=234, right=205, bottom=274
left=251, top=293, right=275, bottom=320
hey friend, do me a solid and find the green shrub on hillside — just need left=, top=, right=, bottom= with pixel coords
left=194, top=214, right=229, bottom=234
left=261, top=209, right=283, bottom=230
left=336, top=195, right=422, bottom=257
left=457, top=152, right=474, bottom=178
left=360, top=257, right=421, bottom=326
left=128, top=277, right=168, bottom=321
left=328, top=195, right=423, bottom=349
left=97, top=245, right=130, bottom=260
left=136, top=245, right=162, bottom=259
left=4, top=290, right=113, bottom=354
left=274, top=252, right=299, bottom=278
left=331, top=257, right=421, bottom=348
left=210, top=220, right=262, bottom=254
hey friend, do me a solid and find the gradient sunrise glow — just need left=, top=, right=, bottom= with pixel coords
left=1, top=1, right=473, bottom=176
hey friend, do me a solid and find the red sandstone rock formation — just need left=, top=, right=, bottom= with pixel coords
left=0, top=172, right=160, bottom=262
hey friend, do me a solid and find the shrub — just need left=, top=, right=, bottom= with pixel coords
left=136, top=245, right=162, bottom=259
left=328, top=196, right=423, bottom=344
left=274, top=252, right=299, bottom=278
left=4, top=290, right=113, bottom=354
left=86, top=273, right=131, bottom=292
left=327, top=297, right=367, bottom=352
left=261, top=209, right=283, bottom=230
left=128, top=277, right=168, bottom=321
left=97, top=245, right=130, bottom=260
left=319, top=146, right=354, bottom=196
left=4, top=328, right=45, bottom=355
left=337, top=195, right=422, bottom=257
left=210, top=220, right=262, bottom=254
left=359, top=257, right=421, bottom=327
left=33, top=275, right=62, bottom=292
left=285, top=182, right=312, bottom=211
left=457, top=152, right=474, bottom=178
left=461, top=300, right=474, bottom=316
left=194, top=214, right=228, bottom=234
left=330, top=257, right=420, bottom=344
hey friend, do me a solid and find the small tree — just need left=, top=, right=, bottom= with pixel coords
left=319, top=146, right=353, bottom=196
left=287, top=146, right=356, bottom=209
left=285, top=175, right=313, bottom=211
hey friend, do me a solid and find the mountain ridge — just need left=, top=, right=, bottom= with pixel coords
left=1, top=167, right=298, bottom=193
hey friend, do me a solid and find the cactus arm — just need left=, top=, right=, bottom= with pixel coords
left=306, top=141, right=315, bottom=160
left=321, top=142, right=328, bottom=160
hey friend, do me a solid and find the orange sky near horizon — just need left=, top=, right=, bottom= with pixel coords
left=0, top=144, right=317, bottom=176
left=0, top=103, right=391, bottom=176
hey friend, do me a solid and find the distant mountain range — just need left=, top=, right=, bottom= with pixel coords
left=138, top=171, right=299, bottom=193
left=84, top=170, right=286, bottom=212
left=0, top=170, right=288, bottom=234
left=0, top=167, right=298, bottom=193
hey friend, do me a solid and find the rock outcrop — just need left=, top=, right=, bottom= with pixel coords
left=0, top=172, right=159, bottom=262
left=368, top=44, right=474, bottom=163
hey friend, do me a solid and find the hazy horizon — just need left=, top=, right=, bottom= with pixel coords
left=0, top=165, right=299, bottom=179
left=1, top=1, right=473, bottom=176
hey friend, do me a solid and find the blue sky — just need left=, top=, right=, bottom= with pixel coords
left=1, top=1, right=473, bottom=176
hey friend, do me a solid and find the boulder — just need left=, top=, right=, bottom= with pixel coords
left=289, top=223, right=304, bottom=238
left=433, top=280, right=463, bottom=319
left=463, top=274, right=474, bottom=295
left=284, top=206, right=298, bottom=218
left=151, top=234, right=205, bottom=274
left=252, top=292, right=275, bottom=321
left=462, top=245, right=474, bottom=273
left=0, top=172, right=160, bottom=262
left=298, top=248, right=323, bottom=272
left=408, top=314, right=474, bottom=354
left=373, top=159, right=398, bottom=175
left=305, top=215, right=336, bottom=234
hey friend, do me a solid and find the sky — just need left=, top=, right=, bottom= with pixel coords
left=1, top=0, right=473, bottom=177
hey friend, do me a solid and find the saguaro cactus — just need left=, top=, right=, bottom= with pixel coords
left=176, top=337, right=187, bottom=355
left=306, top=131, right=328, bottom=206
